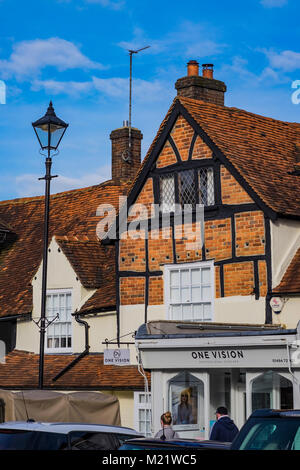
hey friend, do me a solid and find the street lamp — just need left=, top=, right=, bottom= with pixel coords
left=32, top=101, right=68, bottom=389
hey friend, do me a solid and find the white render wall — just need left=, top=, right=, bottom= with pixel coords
left=271, top=218, right=300, bottom=289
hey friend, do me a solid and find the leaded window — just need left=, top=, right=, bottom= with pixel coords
left=159, top=167, right=214, bottom=212
left=160, top=173, right=175, bottom=212
left=198, top=167, right=214, bottom=206
left=178, top=170, right=196, bottom=207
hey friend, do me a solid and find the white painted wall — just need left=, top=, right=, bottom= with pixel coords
left=271, top=218, right=300, bottom=289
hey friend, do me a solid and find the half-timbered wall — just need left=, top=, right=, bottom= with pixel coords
left=118, top=114, right=271, bottom=331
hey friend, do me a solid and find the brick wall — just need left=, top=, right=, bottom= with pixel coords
left=221, top=166, right=253, bottom=204
left=170, top=116, right=195, bottom=161
left=120, top=277, right=145, bottom=305
left=118, top=114, right=269, bottom=310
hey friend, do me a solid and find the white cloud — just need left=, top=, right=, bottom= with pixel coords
left=0, top=38, right=104, bottom=80
left=263, top=49, right=300, bottom=71
left=118, top=21, right=225, bottom=58
left=29, top=76, right=168, bottom=101
left=15, top=165, right=111, bottom=197
left=31, top=79, right=93, bottom=96
left=84, top=0, right=124, bottom=8
left=260, top=0, right=288, bottom=7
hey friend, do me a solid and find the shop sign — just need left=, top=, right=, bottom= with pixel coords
left=104, top=348, right=130, bottom=366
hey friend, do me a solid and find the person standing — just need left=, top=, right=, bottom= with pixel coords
left=210, top=406, right=239, bottom=442
left=154, top=411, right=179, bottom=440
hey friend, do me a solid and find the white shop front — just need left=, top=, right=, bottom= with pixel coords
left=135, top=321, right=300, bottom=439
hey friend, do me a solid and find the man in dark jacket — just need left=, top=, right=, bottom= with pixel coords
left=210, top=406, right=239, bottom=442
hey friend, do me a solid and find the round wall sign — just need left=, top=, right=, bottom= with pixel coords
left=270, top=297, right=284, bottom=314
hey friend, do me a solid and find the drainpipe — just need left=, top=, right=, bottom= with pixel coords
left=52, top=313, right=90, bottom=382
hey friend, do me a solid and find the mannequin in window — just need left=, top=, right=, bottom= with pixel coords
left=175, top=388, right=194, bottom=425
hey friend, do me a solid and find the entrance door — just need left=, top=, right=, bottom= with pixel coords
left=246, top=371, right=293, bottom=417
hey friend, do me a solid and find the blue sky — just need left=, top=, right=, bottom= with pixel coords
left=0, top=0, right=299, bottom=200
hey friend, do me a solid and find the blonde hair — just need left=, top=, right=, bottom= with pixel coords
left=161, top=411, right=172, bottom=425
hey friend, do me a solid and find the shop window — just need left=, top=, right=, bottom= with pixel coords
left=165, top=261, right=214, bottom=322
left=45, top=290, right=72, bottom=352
left=168, top=371, right=204, bottom=431
left=134, top=392, right=152, bottom=436
left=251, top=371, right=293, bottom=412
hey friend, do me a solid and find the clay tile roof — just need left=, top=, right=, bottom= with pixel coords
left=0, top=180, right=126, bottom=318
left=273, top=247, right=300, bottom=294
left=129, top=96, right=300, bottom=217
left=55, top=236, right=115, bottom=290
left=0, top=350, right=150, bottom=390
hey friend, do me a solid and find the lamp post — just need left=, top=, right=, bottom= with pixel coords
left=32, top=102, right=68, bottom=389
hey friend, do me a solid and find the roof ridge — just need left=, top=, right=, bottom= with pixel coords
left=177, top=95, right=300, bottom=128
left=0, top=179, right=125, bottom=207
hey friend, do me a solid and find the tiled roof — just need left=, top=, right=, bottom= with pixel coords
left=56, top=236, right=115, bottom=290
left=129, top=96, right=300, bottom=217
left=273, top=247, right=300, bottom=294
left=0, top=181, right=126, bottom=318
left=0, top=350, right=150, bottom=390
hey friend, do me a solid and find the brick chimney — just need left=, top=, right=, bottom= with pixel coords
left=175, top=61, right=227, bottom=106
left=110, top=122, right=143, bottom=184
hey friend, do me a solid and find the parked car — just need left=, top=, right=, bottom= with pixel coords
left=119, top=437, right=231, bottom=450
left=231, top=409, right=300, bottom=450
left=0, top=421, right=143, bottom=450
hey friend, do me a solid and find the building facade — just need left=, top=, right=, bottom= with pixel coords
left=0, top=60, right=300, bottom=434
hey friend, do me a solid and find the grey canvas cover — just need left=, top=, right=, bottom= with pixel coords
left=0, top=389, right=121, bottom=425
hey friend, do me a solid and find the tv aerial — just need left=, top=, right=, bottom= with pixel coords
left=122, top=45, right=150, bottom=163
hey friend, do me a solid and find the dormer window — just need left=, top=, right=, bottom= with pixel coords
left=159, top=167, right=214, bottom=212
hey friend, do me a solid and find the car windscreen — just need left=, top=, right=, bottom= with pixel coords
left=0, top=429, right=68, bottom=450
left=232, top=417, right=300, bottom=450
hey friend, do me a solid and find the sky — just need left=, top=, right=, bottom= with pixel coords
left=0, top=0, right=299, bottom=200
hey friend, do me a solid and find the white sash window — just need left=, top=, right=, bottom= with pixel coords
left=164, top=261, right=214, bottom=322
left=45, top=290, right=72, bottom=352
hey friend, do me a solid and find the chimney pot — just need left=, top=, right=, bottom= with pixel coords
left=187, top=60, right=199, bottom=77
left=202, top=64, right=214, bottom=79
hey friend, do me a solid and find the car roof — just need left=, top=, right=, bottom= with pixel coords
left=251, top=409, right=300, bottom=418
left=120, top=437, right=230, bottom=448
left=0, top=421, right=142, bottom=435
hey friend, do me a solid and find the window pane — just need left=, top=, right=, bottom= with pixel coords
left=170, top=270, right=179, bottom=287
left=181, top=270, right=189, bottom=286
left=171, top=305, right=181, bottom=320
left=202, top=286, right=211, bottom=301
left=201, top=268, right=210, bottom=284
left=171, top=287, right=180, bottom=303
left=191, top=268, right=201, bottom=285
left=181, top=287, right=190, bottom=303
left=199, top=168, right=214, bottom=206
left=160, top=174, right=175, bottom=212
left=203, top=304, right=211, bottom=320
left=193, top=304, right=203, bottom=321
left=182, top=304, right=192, bottom=320
left=178, top=170, right=196, bottom=207
left=191, top=286, right=201, bottom=302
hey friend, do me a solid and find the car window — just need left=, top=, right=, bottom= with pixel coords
left=0, top=430, right=68, bottom=450
left=115, top=433, right=141, bottom=446
left=291, top=427, right=300, bottom=450
left=69, top=432, right=119, bottom=450
left=237, top=419, right=300, bottom=450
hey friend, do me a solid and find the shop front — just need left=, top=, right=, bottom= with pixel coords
left=135, top=321, right=300, bottom=439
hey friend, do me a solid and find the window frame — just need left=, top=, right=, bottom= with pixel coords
left=158, top=166, right=216, bottom=213
left=164, top=261, right=215, bottom=322
left=45, top=288, right=73, bottom=354
left=134, top=391, right=152, bottom=437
